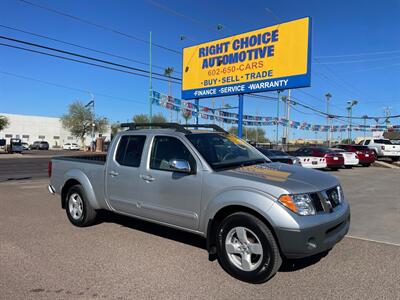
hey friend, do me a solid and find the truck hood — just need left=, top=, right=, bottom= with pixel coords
left=218, top=162, right=339, bottom=195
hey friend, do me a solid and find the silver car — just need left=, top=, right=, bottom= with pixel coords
left=48, top=123, right=350, bottom=283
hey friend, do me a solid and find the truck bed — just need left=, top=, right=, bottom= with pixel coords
left=53, top=154, right=107, bottom=165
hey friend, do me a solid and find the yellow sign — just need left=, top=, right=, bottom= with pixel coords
left=181, top=17, right=311, bottom=99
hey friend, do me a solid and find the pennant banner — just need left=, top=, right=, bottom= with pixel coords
left=151, top=91, right=400, bottom=132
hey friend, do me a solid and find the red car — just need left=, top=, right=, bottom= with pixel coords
left=293, top=147, right=344, bottom=170
left=332, top=144, right=376, bottom=167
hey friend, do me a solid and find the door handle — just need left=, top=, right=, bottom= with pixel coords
left=140, top=174, right=155, bottom=182
left=109, top=171, right=119, bottom=177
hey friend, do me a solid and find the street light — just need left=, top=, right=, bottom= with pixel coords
left=346, top=100, right=358, bottom=142
left=362, top=115, right=368, bottom=140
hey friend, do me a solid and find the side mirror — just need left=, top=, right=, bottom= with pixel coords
left=169, top=159, right=191, bottom=173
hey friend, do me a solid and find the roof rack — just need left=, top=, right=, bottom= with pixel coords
left=120, top=123, right=227, bottom=134
left=182, top=124, right=227, bottom=133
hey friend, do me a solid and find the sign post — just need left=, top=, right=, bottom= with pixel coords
left=238, top=94, right=244, bottom=138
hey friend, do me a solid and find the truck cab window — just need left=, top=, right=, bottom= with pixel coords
left=150, top=136, right=195, bottom=172
left=116, top=135, right=146, bottom=167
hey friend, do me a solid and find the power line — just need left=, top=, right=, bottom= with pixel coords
left=0, top=24, right=181, bottom=73
left=0, top=70, right=148, bottom=105
left=314, top=55, right=400, bottom=65
left=17, top=0, right=181, bottom=55
left=315, top=49, right=400, bottom=59
left=0, top=35, right=182, bottom=81
left=0, top=42, right=181, bottom=85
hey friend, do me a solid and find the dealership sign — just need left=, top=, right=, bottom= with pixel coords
left=181, top=17, right=311, bottom=99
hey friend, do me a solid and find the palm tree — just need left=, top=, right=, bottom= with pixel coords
left=181, top=109, right=192, bottom=125
left=164, top=67, right=174, bottom=122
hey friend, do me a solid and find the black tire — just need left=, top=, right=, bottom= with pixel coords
left=65, top=184, right=97, bottom=227
left=330, top=167, right=339, bottom=171
left=344, top=165, right=352, bottom=169
left=392, top=157, right=399, bottom=162
left=362, top=163, right=371, bottom=167
left=216, top=212, right=282, bottom=283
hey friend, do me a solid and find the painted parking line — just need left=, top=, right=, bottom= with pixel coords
left=346, top=235, right=400, bottom=247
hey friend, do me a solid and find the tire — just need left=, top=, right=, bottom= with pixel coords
left=392, top=157, right=399, bottom=162
left=362, top=163, right=371, bottom=167
left=216, top=212, right=282, bottom=283
left=330, top=167, right=339, bottom=171
left=344, top=165, right=352, bottom=169
left=65, top=184, right=97, bottom=227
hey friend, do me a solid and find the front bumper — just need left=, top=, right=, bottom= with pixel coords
left=275, top=204, right=350, bottom=259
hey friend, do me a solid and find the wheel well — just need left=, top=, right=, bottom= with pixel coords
left=61, top=179, right=81, bottom=209
left=207, top=205, right=281, bottom=255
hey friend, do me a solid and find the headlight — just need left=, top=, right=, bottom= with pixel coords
left=278, top=194, right=316, bottom=216
left=338, top=185, right=344, bottom=203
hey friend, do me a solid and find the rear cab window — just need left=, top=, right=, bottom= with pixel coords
left=116, top=135, right=146, bottom=167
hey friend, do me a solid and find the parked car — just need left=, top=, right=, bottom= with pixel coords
left=293, top=147, right=344, bottom=170
left=332, top=144, right=375, bottom=167
left=62, top=143, right=80, bottom=150
left=330, top=148, right=359, bottom=168
left=48, top=123, right=350, bottom=283
left=358, top=138, right=400, bottom=161
left=256, top=148, right=301, bottom=165
left=30, top=141, right=49, bottom=150
left=297, top=156, right=327, bottom=169
left=21, top=142, right=29, bottom=151
left=6, top=138, right=23, bottom=153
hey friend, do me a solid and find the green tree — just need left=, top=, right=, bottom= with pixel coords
left=132, top=113, right=167, bottom=124
left=61, top=101, right=108, bottom=147
left=228, top=126, right=268, bottom=143
left=164, top=67, right=174, bottom=122
left=111, top=122, right=121, bottom=139
left=181, top=109, right=192, bottom=124
left=0, top=115, right=9, bottom=131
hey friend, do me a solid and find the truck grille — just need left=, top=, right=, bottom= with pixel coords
left=312, top=186, right=342, bottom=213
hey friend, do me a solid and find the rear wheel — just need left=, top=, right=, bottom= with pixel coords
left=65, top=185, right=97, bottom=227
left=330, top=167, right=339, bottom=171
left=216, top=212, right=281, bottom=283
left=362, top=163, right=371, bottom=167
left=344, top=165, right=352, bottom=169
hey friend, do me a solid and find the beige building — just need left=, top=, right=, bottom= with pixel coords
left=0, top=112, right=111, bottom=148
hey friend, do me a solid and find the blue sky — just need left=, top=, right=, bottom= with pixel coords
left=0, top=0, right=399, bottom=140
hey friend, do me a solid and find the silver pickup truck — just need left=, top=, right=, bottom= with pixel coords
left=48, top=123, right=350, bottom=283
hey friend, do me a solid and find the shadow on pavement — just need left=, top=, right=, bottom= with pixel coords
left=279, top=250, right=330, bottom=272
left=98, top=210, right=329, bottom=273
left=98, top=210, right=207, bottom=250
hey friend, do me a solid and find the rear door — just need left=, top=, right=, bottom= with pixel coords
left=137, top=135, right=202, bottom=230
left=105, top=134, right=147, bottom=215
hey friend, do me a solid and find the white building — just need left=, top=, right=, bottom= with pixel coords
left=0, top=112, right=111, bottom=148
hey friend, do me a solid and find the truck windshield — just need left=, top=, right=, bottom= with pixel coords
left=186, top=133, right=267, bottom=170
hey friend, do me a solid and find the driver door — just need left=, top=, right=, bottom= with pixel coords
left=137, top=135, right=202, bottom=230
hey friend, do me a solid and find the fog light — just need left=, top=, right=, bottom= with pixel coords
left=306, top=237, right=317, bottom=250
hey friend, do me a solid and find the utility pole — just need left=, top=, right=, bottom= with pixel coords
left=362, top=115, right=368, bottom=140
left=346, top=100, right=358, bottom=142
left=325, top=93, right=332, bottom=146
left=276, top=90, right=281, bottom=145
left=149, top=31, right=153, bottom=123
left=287, top=89, right=291, bottom=147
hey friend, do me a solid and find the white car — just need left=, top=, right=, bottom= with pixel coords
left=359, top=138, right=400, bottom=161
left=331, top=148, right=359, bottom=168
left=297, top=156, right=327, bottom=169
left=62, top=143, right=80, bottom=150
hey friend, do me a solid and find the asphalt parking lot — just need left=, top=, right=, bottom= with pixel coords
left=0, top=159, right=399, bottom=299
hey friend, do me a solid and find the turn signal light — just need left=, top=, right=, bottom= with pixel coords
left=278, top=195, right=297, bottom=213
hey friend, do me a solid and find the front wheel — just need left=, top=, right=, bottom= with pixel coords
left=216, top=212, right=282, bottom=283
left=65, top=185, right=97, bottom=227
